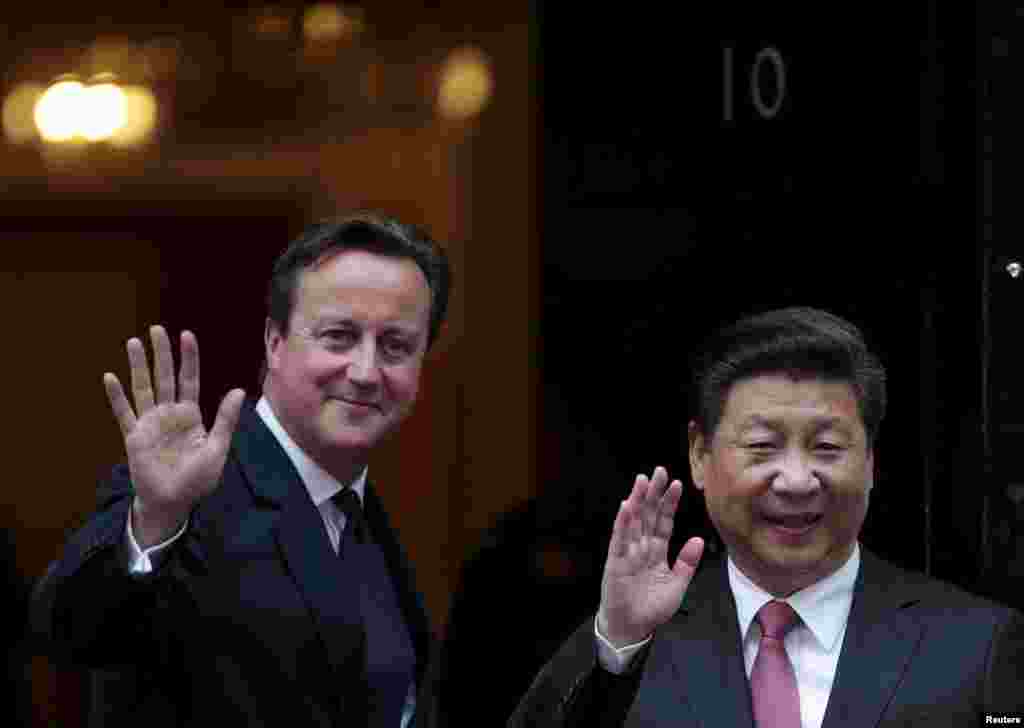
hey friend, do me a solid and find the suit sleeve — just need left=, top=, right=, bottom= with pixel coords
left=507, top=616, right=645, bottom=728
left=30, top=462, right=193, bottom=669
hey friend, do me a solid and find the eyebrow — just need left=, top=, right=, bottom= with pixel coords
left=739, top=415, right=851, bottom=432
left=318, top=320, right=425, bottom=346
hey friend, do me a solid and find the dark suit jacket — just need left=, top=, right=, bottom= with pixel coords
left=509, top=549, right=1024, bottom=728
left=33, top=402, right=433, bottom=727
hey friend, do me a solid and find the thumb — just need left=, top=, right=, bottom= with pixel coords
left=209, top=389, right=246, bottom=450
left=672, top=536, right=705, bottom=582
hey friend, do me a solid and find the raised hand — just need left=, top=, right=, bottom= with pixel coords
left=103, top=326, right=245, bottom=548
left=597, top=467, right=705, bottom=647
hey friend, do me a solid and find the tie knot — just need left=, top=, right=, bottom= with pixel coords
left=756, top=600, right=798, bottom=640
left=333, top=488, right=367, bottom=545
left=334, top=487, right=361, bottom=513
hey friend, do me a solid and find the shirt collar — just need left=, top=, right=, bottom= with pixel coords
left=728, top=543, right=860, bottom=653
left=255, top=396, right=367, bottom=507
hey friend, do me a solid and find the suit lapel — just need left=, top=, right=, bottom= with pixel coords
left=232, top=405, right=365, bottom=680
left=820, top=549, right=924, bottom=728
left=627, top=558, right=755, bottom=728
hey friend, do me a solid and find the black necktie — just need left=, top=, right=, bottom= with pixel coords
left=333, top=488, right=368, bottom=557
left=330, top=486, right=416, bottom=727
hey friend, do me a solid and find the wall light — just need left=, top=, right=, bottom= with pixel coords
left=438, top=47, right=494, bottom=122
left=23, top=77, right=158, bottom=146
left=34, top=80, right=86, bottom=142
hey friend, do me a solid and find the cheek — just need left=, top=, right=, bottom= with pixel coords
left=301, top=352, right=349, bottom=384
left=715, top=462, right=770, bottom=498
left=836, top=487, right=870, bottom=522
left=703, top=482, right=755, bottom=526
left=382, top=364, right=422, bottom=403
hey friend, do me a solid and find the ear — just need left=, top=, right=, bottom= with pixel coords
left=265, top=317, right=284, bottom=371
left=865, top=447, right=875, bottom=493
left=688, top=421, right=708, bottom=491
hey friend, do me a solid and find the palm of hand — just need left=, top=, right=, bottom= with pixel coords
left=602, top=545, right=688, bottom=635
left=126, top=401, right=224, bottom=508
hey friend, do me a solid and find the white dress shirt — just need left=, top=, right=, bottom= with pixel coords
left=124, top=396, right=415, bottom=728
left=597, top=545, right=860, bottom=728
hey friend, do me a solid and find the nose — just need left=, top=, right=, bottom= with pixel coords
left=771, top=449, right=821, bottom=495
left=347, top=340, right=382, bottom=390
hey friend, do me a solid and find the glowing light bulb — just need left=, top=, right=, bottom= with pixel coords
left=110, top=86, right=158, bottom=147
left=79, top=83, right=127, bottom=141
left=34, top=81, right=85, bottom=142
left=438, top=47, right=494, bottom=121
left=303, top=3, right=351, bottom=42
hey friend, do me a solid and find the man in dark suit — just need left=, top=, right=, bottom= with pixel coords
left=510, top=307, right=1024, bottom=727
left=33, top=212, right=448, bottom=727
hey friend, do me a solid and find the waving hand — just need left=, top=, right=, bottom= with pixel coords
left=103, top=326, right=245, bottom=548
left=597, top=467, right=705, bottom=647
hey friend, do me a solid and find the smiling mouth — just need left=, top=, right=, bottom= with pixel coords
left=762, top=513, right=824, bottom=529
left=335, top=397, right=380, bottom=412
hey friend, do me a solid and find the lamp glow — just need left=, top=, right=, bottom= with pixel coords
left=79, top=83, right=127, bottom=141
left=304, top=3, right=349, bottom=42
left=34, top=81, right=85, bottom=142
left=3, top=83, right=45, bottom=144
left=438, top=47, right=493, bottom=121
left=32, top=79, right=155, bottom=145
left=110, top=86, right=158, bottom=147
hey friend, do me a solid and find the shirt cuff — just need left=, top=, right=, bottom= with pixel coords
left=594, top=619, right=652, bottom=675
left=125, top=506, right=189, bottom=575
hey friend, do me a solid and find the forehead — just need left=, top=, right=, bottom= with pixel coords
left=720, top=373, right=864, bottom=430
left=292, top=249, right=431, bottom=324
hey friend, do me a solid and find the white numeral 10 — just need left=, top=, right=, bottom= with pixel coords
left=723, top=46, right=786, bottom=121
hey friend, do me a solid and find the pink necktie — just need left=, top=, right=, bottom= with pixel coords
left=750, top=600, right=801, bottom=728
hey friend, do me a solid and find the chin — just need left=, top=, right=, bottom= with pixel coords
left=331, top=432, right=380, bottom=452
left=314, top=425, right=380, bottom=452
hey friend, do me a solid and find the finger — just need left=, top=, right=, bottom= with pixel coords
left=179, top=330, right=200, bottom=403
left=649, top=480, right=683, bottom=564
left=103, top=372, right=136, bottom=436
left=150, top=325, right=176, bottom=404
left=671, top=536, right=705, bottom=581
left=628, top=474, right=648, bottom=536
left=127, top=337, right=155, bottom=414
left=607, top=501, right=631, bottom=559
left=642, top=467, right=669, bottom=538
left=654, top=479, right=683, bottom=542
left=208, top=389, right=246, bottom=452
left=625, top=494, right=644, bottom=560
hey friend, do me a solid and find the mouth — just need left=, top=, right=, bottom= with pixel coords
left=334, top=397, right=381, bottom=412
left=760, top=512, right=824, bottom=536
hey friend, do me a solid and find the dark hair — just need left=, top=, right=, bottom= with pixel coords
left=691, top=307, right=887, bottom=446
left=260, top=212, right=451, bottom=384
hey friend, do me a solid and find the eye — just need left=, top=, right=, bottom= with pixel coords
left=745, top=441, right=777, bottom=451
left=321, top=328, right=358, bottom=349
left=379, top=337, right=412, bottom=362
left=814, top=441, right=844, bottom=456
